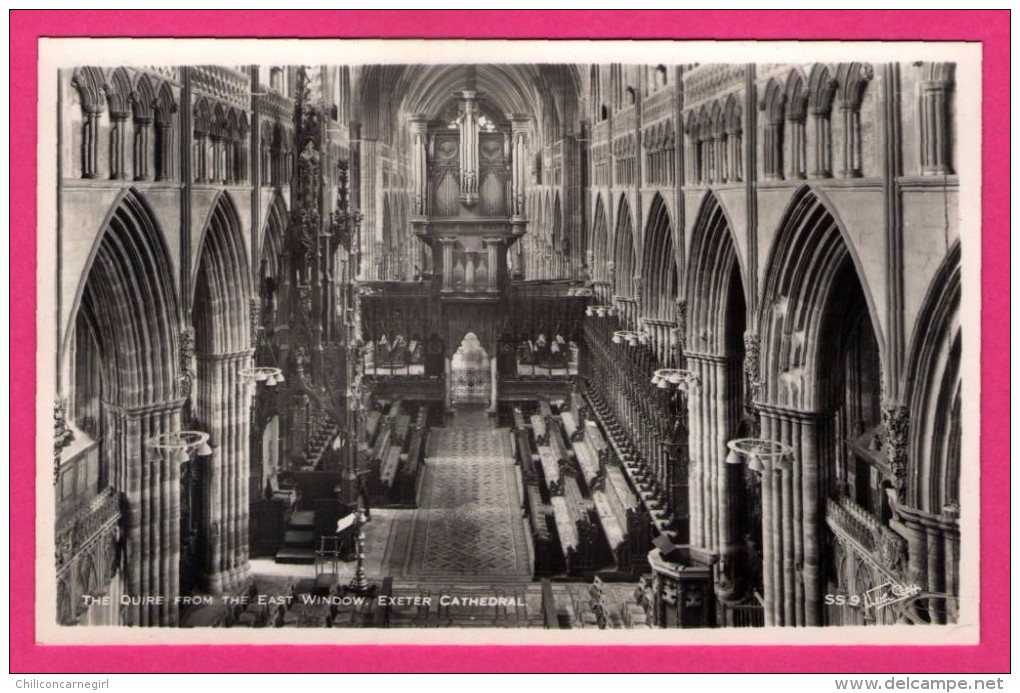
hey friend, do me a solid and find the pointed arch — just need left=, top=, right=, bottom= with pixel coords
left=591, top=194, right=610, bottom=294
left=686, top=192, right=746, bottom=356
left=758, top=186, right=882, bottom=412
left=132, top=73, right=155, bottom=123
left=612, top=195, right=636, bottom=297
left=64, top=188, right=182, bottom=625
left=755, top=185, right=887, bottom=627
left=640, top=194, right=678, bottom=323
left=260, top=192, right=288, bottom=281
left=105, top=68, right=133, bottom=116
left=66, top=188, right=181, bottom=409
left=808, top=64, right=837, bottom=116
left=191, top=191, right=252, bottom=594
left=70, top=66, right=105, bottom=113
left=904, top=242, right=961, bottom=514
left=193, top=192, right=252, bottom=354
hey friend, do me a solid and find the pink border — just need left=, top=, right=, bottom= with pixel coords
left=11, top=10, right=1009, bottom=673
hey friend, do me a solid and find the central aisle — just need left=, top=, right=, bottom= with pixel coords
left=385, top=405, right=532, bottom=582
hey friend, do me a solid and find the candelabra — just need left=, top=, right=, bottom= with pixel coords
left=146, top=430, right=213, bottom=459
left=239, top=366, right=284, bottom=387
left=612, top=329, right=650, bottom=346
left=725, top=438, right=793, bottom=472
left=651, top=368, right=701, bottom=392
left=346, top=507, right=375, bottom=595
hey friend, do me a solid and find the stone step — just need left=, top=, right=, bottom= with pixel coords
left=283, top=530, right=315, bottom=547
left=290, top=510, right=315, bottom=528
left=274, top=547, right=316, bottom=564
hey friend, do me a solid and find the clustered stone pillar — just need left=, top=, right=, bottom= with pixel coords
left=726, top=123, right=743, bottom=182
left=196, top=351, right=252, bottom=593
left=713, top=127, right=728, bottom=183
left=762, top=116, right=784, bottom=181
left=787, top=113, right=807, bottom=179
left=839, top=100, right=864, bottom=178
left=109, top=111, right=131, bottom=180
left=809, top=105, right=833, bottom=178
left=687, top=353, right=744, bottom=580
left=154, top=118, right=174, bottom=182
left=81, top=107, right=102, bottom=179
left=919, top=78, right=953, bottom=176
left=133, top=116, right=152, bottom=181
left=510, top=117, right=529, bottom=218
left=409, top=116, right=429, bottom=216
left=890, top=504, right=960, bottom=624
left=756, top=405, right=830, bottom=627
left=194, top=128, right=209, bottom=183
left=107, top=400, right=183, bottom=626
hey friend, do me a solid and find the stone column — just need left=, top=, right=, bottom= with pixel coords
left=409, top=115, right=429, bottom=216
left=488, top=356, right=498, bottom=414
left=439, top=237, right=457, bottom=291
left=81, top=108, right=102, bottom=179
left=194, top=131, right=208, bottom=183
left=920, top=78, right=952, bottom=175
left=809, top=108, right=832, bottom=178
left=727, top=126, right=743, bottom=182
left=763, top=119, right=783, bottom=181
left=444, top=355, right=453, bottom=412
left=112, top=399, right=183, bottom=626
left=788, top=115, right=806, bottom=179
left=484, top=237, right=501, bottom=292
left=838, top=101, right=864, bottom=179
left=109, top=112, right=130, bottom=180
left=511, top=117, right=529, bottom=218
left=154, top=121, right=174, bottom=181
left=196, top=350, right=252, bottom=594
left=133, top=117, right=152, bottom=181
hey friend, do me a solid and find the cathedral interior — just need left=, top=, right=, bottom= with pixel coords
left=53, top=61, right=962, bottom=630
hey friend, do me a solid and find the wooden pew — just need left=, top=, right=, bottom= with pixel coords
left=550, top=495, right=579, bottom=575
left=380, top=445, right=402, bottom=490
left=538, top=400, right=554, bottom=420
left=530, top=414, right=549, bottom=445
left=561, top=411, right=585, bottom=443
left=515, top=429, right=537, bottom=482
left=393, top=414, right=411, bottom=447
left=572, top=439, right=601, bottom=491
left=364, top=411, right=382, bottom=445
left=592, top=489, right=627, bottom=569
left=556, top=474, right=597, bottom=577
left=512, top=407, right=528, bottom=431
left=537, top=445, right=562, bottom=495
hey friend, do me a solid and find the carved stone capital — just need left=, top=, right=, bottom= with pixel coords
left=882, top=402, right=910, bottom=493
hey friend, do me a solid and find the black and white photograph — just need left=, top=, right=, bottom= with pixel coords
left=39, top=38, right=980, bottom=644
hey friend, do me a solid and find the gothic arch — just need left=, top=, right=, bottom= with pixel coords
left=65, top=188, right=180, bottom=407
left=259, top=192, right=288, bottom=297
left=191, top=191, right=252, bottom=594
left=686, top=192, right=747, bottom=356
left=684, top=191, right=750, bottom=578
left=758, top=186, right=883, bottom=412
left=612, top=195, right=637, bottom=297
left=591, top=194, right=610, bottom=289
left=65, top=187, right=182, bottom=626
left=754, top=185, right=886, bottom=627
left=903, top=242, right=961, bottom=514
left=640, top=194, right=677, bottom=322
